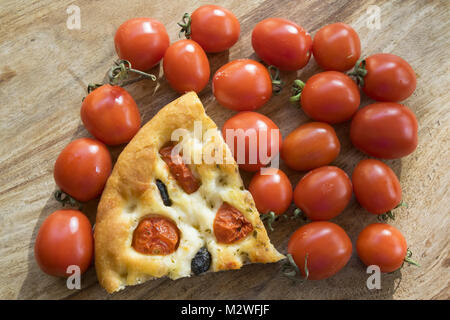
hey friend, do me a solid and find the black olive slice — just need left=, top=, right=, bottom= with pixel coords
left=191, top=247, right=211, bottom=275
left=156, top=179, right=172, bottom=206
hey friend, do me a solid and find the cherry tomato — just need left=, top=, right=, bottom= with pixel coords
left=188, top=5, right=240, bottom=53
left=357, top=223, right=409, bottom=273
left=213, top=59, right=272, bottom=111
left=281, top=122, right=340, bottom=171
left=352, top=159, right=402, bottom=215
left=159, top=146, right=200, bottom=194
left=296, top=71, right=360, bottom=123
left=354, top=53, right=416, bottom=102
left=35, top=210, right=94, bottom=277
left=114, top=18, right=170, bottom=71
left=294, top=166, right=352, bottom=221
left=252, top=18, right=312, bottom=71
left=163, top=40, right=210, bottom=93
left=54, top=138, right=112, bottom=202
left=214, top=203, right=253, bottom=244
left=312, top=23, right=361, bottom=72
left=288, top=221, right=352, bottom=280
left=81, top=84, right=141, bottom=146
left=132, top=216, right=180, bottom=255
left=249, top=168, right=293, bottom=215
left=350, top=102, right=418, bottom=159
left=222, top=112, right=282, bottom=172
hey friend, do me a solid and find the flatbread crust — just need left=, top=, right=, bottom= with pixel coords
left=95, top=92, right=284, bottom=293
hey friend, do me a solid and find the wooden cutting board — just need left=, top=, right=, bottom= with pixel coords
left=0, top=0, right=449, bottom=300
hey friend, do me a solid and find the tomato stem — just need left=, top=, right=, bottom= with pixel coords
left=119, top=76, right=152, bottom=87
left=404, top=248, right=420, bottom=267
left=377, top=201, right=408, bottom=222
left=83, top=83, right=103, bottom=101
left=291, top=208, right=303, bottom=220
left=260, top=211, right=276, bottom=231
left=378, top=210, right=396, bottom=221
left=54, top=190, right=83, bottom=210
left=268, top=65, right=283, bottom=95
left=290, top=207, right=309, bottom=223
left=177, top=13, right=192, bottom=39
left=395, top=201, right=408, bottom=209
left=87, top=83, right=103, bottom=93
left=348, top=58, right=367, bottom=87
left=290, top=79, right=305, bottom=103
left=281, top=253, right=309, bottom=282
left=282, top=254, right=300, bottom=279
left=107, top=59, right=156, bottom=86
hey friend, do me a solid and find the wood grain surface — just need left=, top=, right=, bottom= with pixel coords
left=0, top=0, right=449, bottom=300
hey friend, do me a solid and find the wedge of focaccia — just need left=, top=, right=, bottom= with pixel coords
left=95, top=92, right=284, bottom=293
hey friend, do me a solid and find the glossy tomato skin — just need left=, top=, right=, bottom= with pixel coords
left=281, top=122, right=340, bottom=171
left=301, top=71, right=360, bottom=124
left=363, top=53, right=416, bottom=102
left=294, top=166, right=352, bottom=221
left=213, top=59, right=272, bottom=111
left=352, top=159, right=402, bottom=215
left=35, top=210, right=94, bottom=277
left=350, top=102, right=418, bottom=159
left=288, top=221, right=352, bottom=280
left=222, top=112, right=282, bottom=172
left=249, top=168, right=293, bottom=215
left=54, top=138, right=112, bottom=202
left=214, top=203, right=253, bottom=244
left=252, top=18, right=312, bottom=71
left=312, top=23, right=361, bottom=72
left=81, top=84, right=141, bottom=146
left=357, top=223, right=407, bottom=273
left=132, top=216, right=180, bottom=255
left=190, top=5, right=240, bottom=52
left=114, top=18, right=170, bottom=71
left=163, top=39, right=210, bottom=93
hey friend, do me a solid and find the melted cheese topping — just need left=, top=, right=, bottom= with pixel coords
left=120, top=128, right=254, bottom=282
